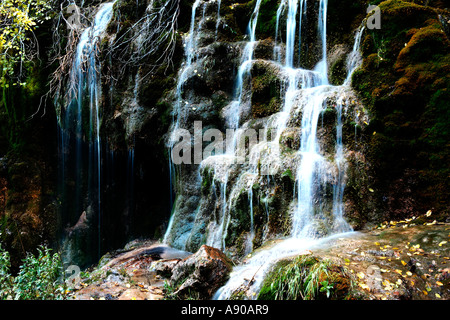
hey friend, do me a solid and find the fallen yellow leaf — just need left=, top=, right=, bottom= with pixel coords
left=436, top=281, right=443, bottom=286
left=438, top=241, right=447, bottom=247
left=401, top=260, right=407, bottom=266
left=426, top=210, right=432, bottom=217
left=406, top=271, right=413, bottom=276
left=435, top=293, right=441, bottom=299
left=359, top=283, right=370, bottom=290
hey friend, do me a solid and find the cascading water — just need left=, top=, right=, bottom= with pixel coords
left=226, top=0, right=263, bottom=150
left=344, top=25, right=365, bottom=85
left=203, top=0, right=264, bottom=250
left=164, top=0, right=264, bottom=250
left=164, top=0, right=201, bottom=243
left=315, top=0, right=329, bottom=84
left=164, top=0, right=215, bottom=246
left=57, top=2, right=115, bottom=265
left=214, top=0, right=364, bottom=299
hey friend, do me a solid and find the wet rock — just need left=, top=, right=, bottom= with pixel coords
left=366, top=249, right=395, bottom=257
left=151, top=259, right=181, bottom=278
left=170, top=245, right=233, bottom=299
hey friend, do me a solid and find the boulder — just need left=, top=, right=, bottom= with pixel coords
left=170, top=245, right=233, bottom=299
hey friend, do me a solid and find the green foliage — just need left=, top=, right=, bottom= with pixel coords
left=258, top=255, right=353, bottom=300
left=0, top=0, right=52, bottom=86
left=281, top=169, right=294, bottom=181
left=13, top=245, right=65, bottom=300
left=319, top=280, right=334, bottom=298
left=163, top=280, right=178, bottom=300
left=0, top=244, right=13, bottom=299
left=255, top=0, right=278, bottom=38
left=0, top=244, right=67, bottom=300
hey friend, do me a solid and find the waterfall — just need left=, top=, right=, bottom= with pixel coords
left=273, top=0, right=286, bottom=63
left=344, top=26, right=365, bottom=85
left=214, top=0, right=363, bottom=298
left=165, top=0, right=201, bottom=240
left=314, top=0, right=329, bottom=84
left=58, top=2, right=115, bottom=263
left=164, top=0, right=216, bottom=245
left=206, top=0, right=264, bottom=250
left=332, top=97, right=352, bottom=233
left=226, top=0, right=263, bottom=150
left=215, top=0, right=222, bottom=38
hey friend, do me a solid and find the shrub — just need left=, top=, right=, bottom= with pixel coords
left=0, top=244, right=67, bottom=300
left=0, top=244, right=13, bottom=299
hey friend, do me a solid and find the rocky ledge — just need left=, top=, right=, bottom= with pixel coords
left=68, top=212, right=448, bottom=300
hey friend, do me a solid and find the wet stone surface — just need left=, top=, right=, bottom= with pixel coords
left=313, top=219, right=450, bottom=300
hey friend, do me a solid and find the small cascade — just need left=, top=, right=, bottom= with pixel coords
left=204, top=0, right=264, bottom=250
left=292, top=86, right=329, bottom=238
left=164, top=0, right=220, bottom=245
left=215, top=0, right=222, bottom=39
left=225, top=0, right=264, bottom=151
left=162, top=0, right=369, bottom=297
left=314, top=0, right=329, bottom=84
left=57, top=2, right=115, bottom=265
left=170, top=0, right=202, bottom=134
left=165, top=0, right=202, bottom=232
left=273, top=0, right=286, bottom=63
left=332, top=97, right=352, bottom=233
left=344, top=25, right=365, bottom=85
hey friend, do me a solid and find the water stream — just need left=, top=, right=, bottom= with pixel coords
left=58, top=2, right=115, bottom=264
left=214, top=0, right=364, bottom=299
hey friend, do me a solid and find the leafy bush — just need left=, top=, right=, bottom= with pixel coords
left=0, top=244, right=67, bottom=300
left=0, top=244, right=13, bottom=299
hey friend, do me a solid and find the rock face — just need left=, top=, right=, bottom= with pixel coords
left=170, top=245, right=233, bottom=299
left=163, top=0, right=371, bottom=259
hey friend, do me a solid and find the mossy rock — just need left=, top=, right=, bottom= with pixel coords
left=352, top=0, right=450, bottom=217
left=250, top=61, right=282, bottom=118
left=329, top=54, right=348, bottom=86
left=257, top=255, right=356, bottom=300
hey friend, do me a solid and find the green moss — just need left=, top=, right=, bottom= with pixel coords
left=329, top=55, right=347, bottom=85
left=351, top=0, right=450, bottom=216
left=255, top=0, right=279, bottom=39
left=281, top=169, right=294, bottom=182
left=251, top=62, right=282, bottom=118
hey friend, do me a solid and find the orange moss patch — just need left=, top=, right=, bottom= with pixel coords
left=395, top=23, right=449, bottom=71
